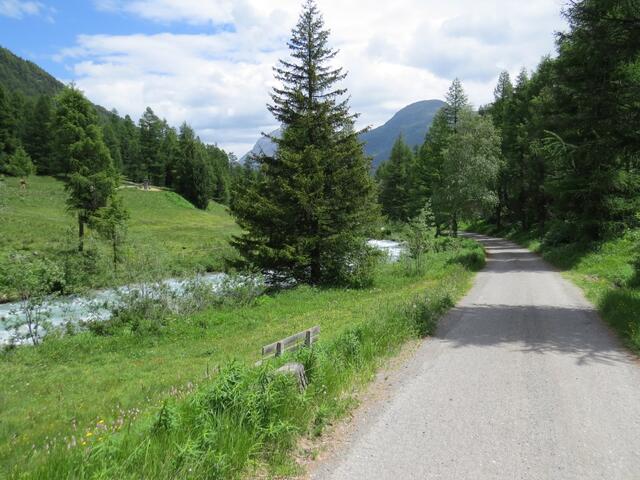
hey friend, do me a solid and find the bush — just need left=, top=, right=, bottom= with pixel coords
left=2, top=147, right=35, bottom=177
left=543, top=220, right=579, bottom=246
left=322, top=241, right=381, bottom=288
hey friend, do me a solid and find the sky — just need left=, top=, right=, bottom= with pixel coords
left=0, top=0, right=567, bottom=157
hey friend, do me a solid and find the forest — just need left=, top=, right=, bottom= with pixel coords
left=377, top=0, right=640, bottom=243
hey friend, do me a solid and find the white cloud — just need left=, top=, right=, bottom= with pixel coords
left=60, top=0, right=567, bottom=156
left=0, top=0, right=45, bottom=18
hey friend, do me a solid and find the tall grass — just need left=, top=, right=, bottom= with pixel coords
left=7, top=239, right=484, bottom=479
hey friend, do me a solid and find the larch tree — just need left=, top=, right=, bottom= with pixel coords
left=442, top=78, right=469, bottom=132
left=52, top=86, right=117, bottom=251
left=231, top=0, right=376, bottom=285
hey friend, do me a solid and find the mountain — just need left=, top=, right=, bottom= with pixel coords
left=360, top=100, right=445, bottom=169
left=0, top=46, right=116, bottom=120
left=0, top=46, right=64, bottom=98
left=241, top=128, right=281, bottom=163
left=241, top=99, right=445, bottom=170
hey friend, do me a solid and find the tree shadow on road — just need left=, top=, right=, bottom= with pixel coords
left=437, top=303, right=634, bottom=367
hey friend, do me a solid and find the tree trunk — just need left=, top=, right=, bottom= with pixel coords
left=452, top=213, right=458, bottom=237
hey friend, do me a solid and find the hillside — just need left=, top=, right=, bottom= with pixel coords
left=0, top=46, right=63, bottom=98
left=360, top=100, right=445, bottom=168
left=0, top=176, right=240, bottom=299
left=242, top=100, right=445, bottom=169
left=0, top=45, right=118, bottom=121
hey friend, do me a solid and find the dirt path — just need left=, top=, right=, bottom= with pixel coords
left=311, top=234, right=640, bottom=480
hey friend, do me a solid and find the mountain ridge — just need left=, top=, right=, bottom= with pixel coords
left=242, top=99, right=445, bottom=169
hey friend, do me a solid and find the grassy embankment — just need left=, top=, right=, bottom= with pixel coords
left=469, top=223, right=640, bottom=354
left=1, top=238, right=485, bottom=478
left=0, top=175, right=240, bottom=300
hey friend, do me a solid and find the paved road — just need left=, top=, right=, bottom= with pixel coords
left=313, top=234, right=640, bottom=480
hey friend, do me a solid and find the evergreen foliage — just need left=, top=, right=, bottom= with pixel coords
left=377, top=136, right=416, bottom=222
left=23, top=95, right=53, bottom=173
left=231, top=0, right=376, bottom=285
left=481, top=0, right=640, bottom=240
left=2, top=145, right=35, bottom=177
left=52, top=86, right=117, bottom=251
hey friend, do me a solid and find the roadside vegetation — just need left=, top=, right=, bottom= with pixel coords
left=1, top=238, right=484, bottom=478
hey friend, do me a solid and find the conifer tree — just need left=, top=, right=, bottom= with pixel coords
left=443, top=78, right=470, bottom=132
left=138, top=107, right=163, bottom=184
left=119, top=115, right=141, bottom=180
left=0, top=84, right=18, bottom=163
left=378, top=136, right=416, bottom=222
left=176, top=123, right=214, bottom=210
left=52, top=86, right=117, bottom=251
left=24, top=95, right=53, bottom=173
left=231, top=0, right=376, bottom=285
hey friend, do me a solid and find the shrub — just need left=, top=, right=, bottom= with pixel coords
left=0, top=253, right=64, bottom=345
left=2, top=147, right=35, bottom=177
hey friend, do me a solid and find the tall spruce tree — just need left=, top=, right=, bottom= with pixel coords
left=231, top=0, right=376, bottom=285
left=52, top=86, right=117, bottom=251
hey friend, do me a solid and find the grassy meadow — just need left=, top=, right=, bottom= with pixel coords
left=0, top=239, right=485, bottom=478
left=0, top=175, right=240, bottom=300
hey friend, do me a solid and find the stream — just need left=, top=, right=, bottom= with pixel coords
left=0, top=240, right=404, bottom=345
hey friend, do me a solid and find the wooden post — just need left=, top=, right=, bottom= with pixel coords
left=276, top=341, right=283, bottom=357
left=304, top=329, right=312, bottom=347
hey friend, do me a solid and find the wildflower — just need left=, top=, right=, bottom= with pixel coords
left=86, top=431, right=93, bottom=437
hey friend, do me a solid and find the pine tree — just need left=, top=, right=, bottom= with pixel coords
left=119, top=115, right=141, bottom=180
left=52, top=86, right=117, bottom=251
left=489, top=71, right=514, bottom=228
left=24, top=95, right=53, bottom=173
left=176, top=123, right=214, bottom=209
left=378, top=136, right=415, bottom=221
left=443, top=78, right=470, bottom=132
left=138, top=107, right=163, bottom=185
left=231, top=0, right=376, bottom=285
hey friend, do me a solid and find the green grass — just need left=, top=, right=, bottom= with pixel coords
left=469, top=222, right=640, bottom=355
left=0, top=176, right=240, bottom=299
left=0, top=240, right=484, bottom=478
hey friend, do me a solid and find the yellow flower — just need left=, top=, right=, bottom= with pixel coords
left=86, top=432, right=93, bottom=437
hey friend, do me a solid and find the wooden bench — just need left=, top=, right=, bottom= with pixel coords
left=258, top=326, right=320, bottom=364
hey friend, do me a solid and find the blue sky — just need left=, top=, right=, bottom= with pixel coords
left=0, top=0, right=567, bottom=156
